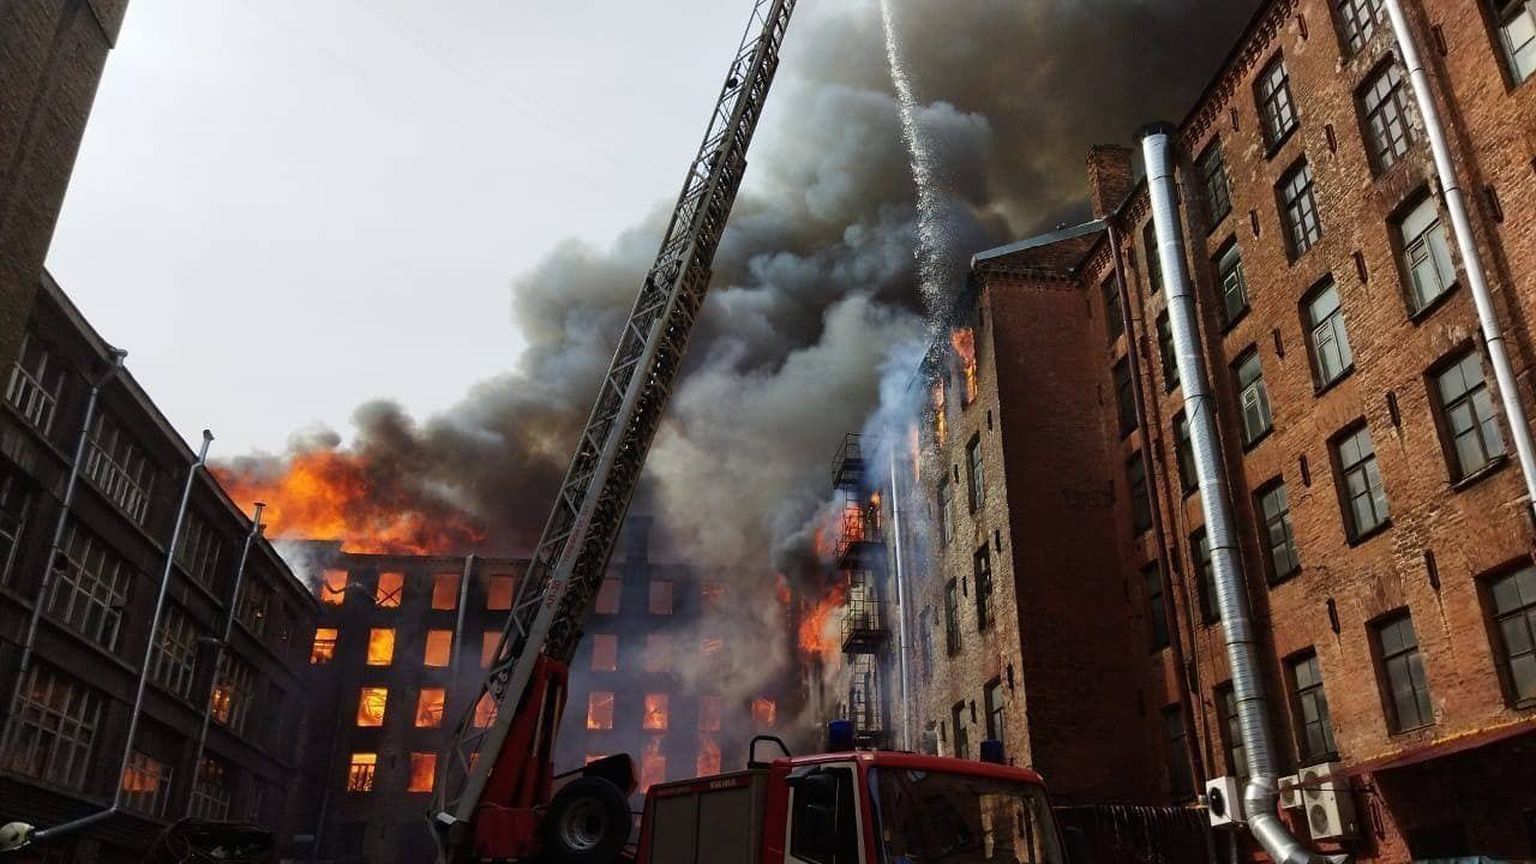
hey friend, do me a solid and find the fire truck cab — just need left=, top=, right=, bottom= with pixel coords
left=634, top=743, right=1066, bottom=864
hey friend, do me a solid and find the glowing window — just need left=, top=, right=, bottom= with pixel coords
left=365, top=629, right=395, bottom=666
left=591, top=634, right=618, bottom=672
left=346, top=753, right=376, bottom=792
left=648, top=580, right=673, bottom=615
left=587, top=692, right=615, bottom=730
left=644, top=633, right=672, bottom=673
left=485, top=574, right=515, bottom=610
left=424, top=630, right=453, bottom=667
left=375, top=571, right=404, bottom=608
left=481, top=631, right=500, bottom=668
left=696, top=735, right=721, bottom=776
left=415, top=688, right=446, bottom=728
left=473, top=692, right=497, bottom=728
left=640, top=741, right=666, bottom=792
left=698, top=695, right=723, bottom=732
left=643, top=694, right=669, bottom=730
left=432, top=573, right=460, bottom=610
left=356, top=688, right=387, bottom=727
left=753, top=698, right=776, bottom=729
left=320, top=570, right=347, bottom=605
left=310, top=628, right=338, bottom=665
left=407, top=753, right=436, bottom=793
left=594, top=577, right=621, bottom=614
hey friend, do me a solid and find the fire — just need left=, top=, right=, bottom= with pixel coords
left=415, top=688, right=445, bottom=728
left=907, top=423, right=921, bottom=484
left=797, top=578, right=848, bottom=659
left=775, top=574, right=792, bottom=605
left=408, top=752, right=436, bottom=793
left=212, top=449, right=484, bottom=554
left=952, top=327, right=978, bottom=405
left=357, top=687, right=388, bottom=727
left=639, top=737, right=666, bottom=792
left=753, top=698, right=777, bottom=728
left=932, top=381, right=947, bottom=445
left=696, top=735, right=721, bottom=776
left=587, top=691, right=615, bottom=730
left=643, top=693, right=670, bottom=730
left=366, top=628, right=395, bottom=666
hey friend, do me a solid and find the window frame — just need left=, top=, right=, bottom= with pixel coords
left=1103, top=277, right=1124, bottom=342
left=1196, top=139, right=1233, bottom=225
left=1127, top=452, right=1153, bottom=535
left=1143, top=220, right=1163, bottom=294
left=966, top=434, right=985, bottom=512
left=1255, top=55, right=1300, bottom=149
left=1278, top=159, right=1321, bottom=259
left=1430, top=348, right=1506, bottom=482
left=1358, top=59, right=1414, bottom=173
left=1256, top=479, right=1302, bottom=583
left=1174, top=412, right=1198, bottom=496
left=1485, top=564, right=1536, bottom=708
left=1336, top=0, right=1388, bottom=54
left=1161, top=704, right=1194, bottom=800
left=1215, top=684, right=1248, bottom=779
left=1113, top=356, right=1138, bottom=438
left=1157, top=313, right=1180, bottom=393
left=1215, top=241, right=1249, bottom=329
left=973, top=545, right=994, bottom=631
left=1287, top=650, right=1339, bottom=764
left=1233, top=348, right=1274, bottom=447
left=1333, top=422, right=1391, bottom=542
left=943, top=579, right=962, bottom=655
left=1372, top=611, right=1435, bottom=733
left=1304, top=278, right=1354, bottom=390
left=1490, top=0, right=1536, bottom=86
left=1144, top=563, right=1170, bottom=652
left=1395, top=193, right=1458, bottom=317
left=1191, top=528, right=1220, bottom=625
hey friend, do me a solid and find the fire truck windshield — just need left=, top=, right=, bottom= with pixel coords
left=868, top=768, right=1064, bottom=864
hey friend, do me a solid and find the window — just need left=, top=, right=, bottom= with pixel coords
left=1279, top=160, right=1321, bottom=257
left=1113, top=357, right=1137, bottom=437
left=1157, top=314, right=1180, bottom=391
left=1161, top=705, right=1194, bottom=798
left=701, top=582, right=726, bottom=610
left=48, top=522, right=132, bottom=650
left=1216, top=243, right=1249, bottom=326
left=174, top=513, right=222, bottom=589
left=984, top=679, right=1005, bottom=746
left=643, top=633, right=672, bottom=673
left=211, top=653, right=256, bottom=732
left=1435, top=350, right=1505, bottom=479
left=1305, top=280, right=1353, bottom=388
left=974, top=546, right=994, bottom=630
left=415, top=688, right=445, bottom=728
left=1375, top=612, right=1434, bottom=732
left=586, top=692, right=614, bottom=730
left=481, top=631, right=499, bottom=668
left=0, top=470, right=30, bottom=584
left=594, top=576, right=621, bottom=614
left=643, top=694, right=669, bottom=730
left=648, top=579, right=674, bottom=615
left=346, top=753, right=378, bottom=793
left=423, top=630, right=453, bottom=667
left=408, top=753, right=436, bottom=793
left=1234, top=350, right=1273, bottom=445
left=356, top=687, right=388, bottom=727
left=1399, top=195, right=1457, bottom=313
left=1174, top=413, right=1198, bottom=495
left=1360, top=62, right=1414, bottom=171
left=431, top=572, right=460, bottom=610
left=485, top=573, right=515, bottom=610
left=938, top=477, right=956, bottom=547
left=951, top=702, right=970, bottom=760
left=640, top=744, right=666, bottom=792
left=149, top=606, right=199, bottom=699
left=788, top=766, right=858, bottom=864
left=1103, top=277, right=1124, bottom=341
left=591, top=634, right=618, bottom=671
left=1192, top=528, right=1219, bottom=624
left=1335, top=424, right=1390, bottom=539
left=375, top=571, right=404, bottom=607
left=474, top=693, right=497, bottom=728
left=83, top=411, right=154, bottom=524
left=1257, top=481, right=1301, bottom=581
left=6, top=334, right=65, bottom=434
left=1288, top=651, right=1338, bottom=762
left=1197, top=140, right=1232, bottom=223
left=1216, top=685, right=1248, bottom=778
left=366, top=628, right=396, bottom=666
left=236, top=577, right=270, bottom=636
left=944, top=579, right=961, bottom=655
left=1493, top=0, right=1536, bottom=83
left=1145, top=565, right=1169, bottom=651
left=122, top=752, right=175, bottom=818
left=1143, top=221, right=1163, bottom=294
left=0, top=664, right=101, bottom=790
left=1256, top=56, right=1299, bottom=146
left=320, top=569, right=348, bottom=605
left=311, top=628, right=338, bottom=664
left=189, top=759, right=232, bottom=820
left=1128, top=453, right=1152, bottom=534
left=699, top=694, right=724, bottom=732
left=1488, top=565, right=1536, bottom=705
left=1337, top=0, right=1386, bottom=52
left=696, top=736, right=721, bottom=776
left=966, top=435, right=986, bottom=511
left=757, top=697, right=779, bottom=729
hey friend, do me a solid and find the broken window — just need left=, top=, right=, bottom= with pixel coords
left=591, top=634, right=618, bottom=672
left=698, top=694, right=723, bottom=732
left=320, top=570, right=348, bottom=605
left=432, top=573, right=460, bottom=610
left=648, top=580, right=673, bottom=615
left=643, top=694, right=669, bottom=730
left=753, top=698, right=777, bottom=729
left=485, top=574, right=515, bottom=610
left=640, top=740, right=666, bottom=792
left=415, top=688, right=445, bottom=728
left=311, top=628, right=339, bottom=665
left=697, top=735, right=721, bottom=776
left=356, top=687, right=388, bottom=727
left=587, top=692, right=615, bottom=730
left=375, top=571, right=404, bottom=608
left=408, top=753, right=436, bottom=793
left=346, top=753, right=377, bottom=792
left=366, top=629, right=395, bottom=666
left=595, top=577, right=621, bottom=614
left=644, top=633, right=672, bottom=673
left=423, top=630, right=453, bottom=667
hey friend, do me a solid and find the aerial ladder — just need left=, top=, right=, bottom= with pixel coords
left=429, top=1, right=798, bottom=859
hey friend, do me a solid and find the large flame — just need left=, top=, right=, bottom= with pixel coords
left=797, top=578, right=848, bottom=659
left=212, top=450, right=484, bottom=554
left=932, top=380, right=948, bottom=446
left=952, top=327, right=978, bottom=405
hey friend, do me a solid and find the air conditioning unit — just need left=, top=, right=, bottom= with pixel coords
left=1278, top=773, right=1302, bottom=809
left=1298, top=762, right=1357, bottom=840
left=1205, top=775, right=1244, bottom=827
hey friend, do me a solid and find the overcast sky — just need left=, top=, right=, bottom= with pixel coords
left=47, top=0, right=783, bottom=455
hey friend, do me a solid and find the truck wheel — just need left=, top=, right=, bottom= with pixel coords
left=542, top=776, right=630, bottom=863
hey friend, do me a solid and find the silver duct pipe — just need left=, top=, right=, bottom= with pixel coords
left=1138, top=124, right=1318, bottom=864
left=887, top=448, right=913, bottom=752
left=1383, top=0, right=1536, bottom=518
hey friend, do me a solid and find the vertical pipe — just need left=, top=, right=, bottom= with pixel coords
left=887, top=448, right=913, bottom=752
left=451, top=554, right=474, bottom=678
left=186, top=501, right=265, bottom=816
left=1139, top=125, right=1316, bottom=864
left=1382, top=0, right=1536, bottom=519
left=6, top=349, right=126, bottom=721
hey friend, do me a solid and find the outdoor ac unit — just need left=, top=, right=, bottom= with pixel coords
left=1298, top=762, right=1357, bottom=840
left=1205, top=775, right=1244, bottom=827
left=1278, top=773, right=1302, bottom=809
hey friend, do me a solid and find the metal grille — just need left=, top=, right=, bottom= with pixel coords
left=84, top=411, right=155, bottom=524
left=48, top=521, right=133, bottom=650
left=149, top=605, right=199, bottom=699
left=188, top=758, right=232, bottom=820
left=6, top=334, right=65, bottom=435
left=849, top=653, right=884, bottom=745
left=174, top=513, right=223, bottom=588
left=1, top=664, right=101, bottom=790
left=122, top=751, right=176, bottom=818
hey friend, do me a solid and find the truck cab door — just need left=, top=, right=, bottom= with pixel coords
left=784, top=765, right=863, bottom=864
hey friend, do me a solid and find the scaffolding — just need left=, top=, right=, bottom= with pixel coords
left=848, top=653, right=885, bottom=748
left=840, top=573, right=888, bottom=653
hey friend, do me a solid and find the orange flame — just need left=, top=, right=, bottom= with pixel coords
left=639, top=737, right=667, bottom=792
left=212, top=450, right=484, bottom=554
left=797, top=578, right=848, bottom=659
left=932, top=380, right=948, bottom=446
left=753, top=698, right=777, bottom=729
left=952, top=327, right=978, bottom=405
left=775, top=574, right=792, bottom=605
left=407, top=752, right=436, bottom=793
left=907, top=423, right=922, bottom=484
left=696, top=735, right=721, bottom=776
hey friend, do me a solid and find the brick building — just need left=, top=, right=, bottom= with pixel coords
left=0, top=273, right=319, bottom=863
left=907, top=0, right=1536, bottom=860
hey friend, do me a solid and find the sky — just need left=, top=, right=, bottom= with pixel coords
left=47, top=0, right=767, bottom=456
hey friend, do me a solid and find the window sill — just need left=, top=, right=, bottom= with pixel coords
left=1241, top=426, right=1274, bottom=454
left=1205, top=209, right=1232, bottom=237
left=1267, top=567, right=1302, bottom=589
left=1264, top=124, right=1300, bottom=160
left=1297, top=752, right=1339, bottom=769
left=1220, top=306, right=1251, bottom=336
left=1287, top=242, right=1320, bottom=268
left=1450, top=455, right=1509, bottom=492
left=1387, top=720, right=1436, bottom=738
left=1313, top=365, right=1355, bottom=398
left=1408, top=280, right=1461, bottom=324
left=1346, top=518, right=1393, bottom=548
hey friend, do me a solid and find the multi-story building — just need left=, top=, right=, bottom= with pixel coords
left=0, top=273, right=319, bottom=863
left=907, top=0, right=1536, bottom=860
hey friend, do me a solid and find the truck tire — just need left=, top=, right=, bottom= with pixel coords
left=541, top=776, right=630, bottom=864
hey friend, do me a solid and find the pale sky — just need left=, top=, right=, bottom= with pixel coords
left=47, top=0, right=790, bottom=455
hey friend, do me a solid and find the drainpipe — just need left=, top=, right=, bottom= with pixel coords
left=1139, top=124, right=1318, bottom=864
left=29, top=430, right=214, bottom=845
left=451, top=554, right=474, bottom=678
left=6, top=348, right=127, bottom=724
left=1382, top=0, right=1536, bottom=520
left=186, top=501, right=265, bottom=817
left=887, top=448, right=913, bottom=752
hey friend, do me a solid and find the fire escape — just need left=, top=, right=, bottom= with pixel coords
left=831, top=433, right=888, bottom=748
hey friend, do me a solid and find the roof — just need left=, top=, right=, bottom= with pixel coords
left=969, top=219, right=1106, bottom=269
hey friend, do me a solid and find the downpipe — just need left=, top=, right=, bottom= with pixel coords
left=1382, top=0, right=1536, bottom=520
left=1138, top=125, right=1319, bottom=864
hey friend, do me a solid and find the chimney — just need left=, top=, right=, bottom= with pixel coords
left=1086, top=145, right=1135, bottom=218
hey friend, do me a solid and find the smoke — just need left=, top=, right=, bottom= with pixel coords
left=220, top=0, right=1262, bottom=727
